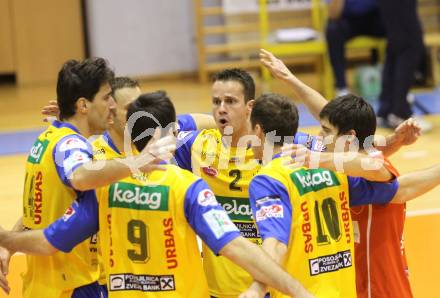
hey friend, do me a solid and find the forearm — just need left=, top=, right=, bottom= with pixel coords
left=284, top=75, right=327, bottom=120
left=190, top=113, right=216, bottom=130
left=71, top=159, right=133, bottom=191
left=12, top=217, right=23, bottom=232
left=392, top=164, right=440, bottom=203
left=0, top=230, right=57, bottom=256
left=376, top=134, right=401, bottom=157
left=221, top=237, right=302, bottom=297
left=246, top=238, right=288, bottom=295
left=319, top=152, right=392, bottom=182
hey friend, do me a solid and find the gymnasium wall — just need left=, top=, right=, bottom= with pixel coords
left=86, top=0, right=200, bottom=77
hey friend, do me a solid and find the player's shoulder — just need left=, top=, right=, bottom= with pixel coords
left=254, top=159, right=292, bottom=186
left=259, top=157, right=291, bottom=176
left=198, top=128, right=221, bottom=139
left=166, top=164, right=200, bottom=183
left=56, top=133, right=90, bottom=152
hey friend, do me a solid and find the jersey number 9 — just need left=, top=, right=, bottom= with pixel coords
left=127, top=219, right=149, bottom=263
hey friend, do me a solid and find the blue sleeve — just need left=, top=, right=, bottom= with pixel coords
left=173, top=130, right=200, bottom=171
left=348, top=176, right=399, bottom=207
left=43, top=190, right=99, bottom=253
left=184, top=179, right=241, bottom=255
left=249, top=175, right=292, bottom=245
left=177, top=114, right=197, bottom=132
left=53, top=134, right=93, bottom=188
left=294, top=131, right=323, bottom=151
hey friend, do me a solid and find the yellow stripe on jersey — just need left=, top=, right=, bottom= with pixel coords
left=22, top=123, right=99, bottom=298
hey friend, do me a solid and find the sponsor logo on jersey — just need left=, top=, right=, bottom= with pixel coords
left=109, top=274, right=176, bottom=292
left=255, top=196, right=281, bottom=206
left=33, top=171, right=43, bottom=224
left=62, top=151, right=91, bottom=174
left=290, top=168, right=340, bottom=195
left=197, top=189, right=218, bottom=206
left=202, top=166, right=218, bottom=177
left=309, top=250, right=352, bottom=276
left=62, top=206, right=76, bottom=222
left=59, top=137, right=89, bottom=152
left=255, top=204, right=284, bottom=222
left=216, top=196, right=253, bottom=221
left=109, top=182, right=169, bottom=211
left=27, top=139, right=49, bottom=164
left=235, top=222, right=260, bottom=240
left=203, top=209, right=238, bottom=239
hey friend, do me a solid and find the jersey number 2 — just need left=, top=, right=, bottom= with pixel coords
left=229, top=169, right=242, bottom=191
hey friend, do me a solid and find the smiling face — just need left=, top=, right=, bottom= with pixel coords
left=211, top=80, right=253, bottom=138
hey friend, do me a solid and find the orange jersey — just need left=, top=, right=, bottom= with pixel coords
left=351, top=156, right=413, bottom=298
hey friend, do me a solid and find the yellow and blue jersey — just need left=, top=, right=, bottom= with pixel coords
left=173, top=129, right=319, bottom=298
left=22, top=120, right=99, bottom=298
left=44, top=166, right=241, bottom=297
left=249, top=155, right=399, bottom=298
left=44, top=115, right=244, bottom=297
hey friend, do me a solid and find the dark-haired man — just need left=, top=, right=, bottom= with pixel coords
left=0, top=91, right=313, bottom=298
left=259, top=49, right=420, bottom=298
left=241, top=93, right=440, bottom=298
left=16, top=60, right=172, bottom=298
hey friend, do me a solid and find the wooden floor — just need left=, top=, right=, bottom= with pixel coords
left=0, top=77, right=439, bottom=297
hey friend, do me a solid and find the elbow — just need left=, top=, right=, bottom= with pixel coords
left=218, top=242, right=235, bottom=260
left=43, top=243, right=58, bottom=256
left=390, top=189, right=409, bottom=204
left=219, top=237, right=244, bottom=261
left=70, top=171, right=90, bottom=192
left=366, top=167, right=393, bottom=182
left=376, top=168, right=394, bottom=182
left=37, top=236, right=60, bottom=256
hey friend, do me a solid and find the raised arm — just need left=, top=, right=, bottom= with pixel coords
left=260, top=49, right=328, bottom=120
left=375, top=118, right=421, bottom=158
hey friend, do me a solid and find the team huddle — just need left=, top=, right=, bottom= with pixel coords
left=0, top=49, right=439, bottom=298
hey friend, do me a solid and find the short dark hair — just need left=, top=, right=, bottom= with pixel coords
left=213, top=68, right=255, bottom=102
left=126, top=91, right=176, bottom=151
left=110, top=77, right=139, bottom=96
left=251, top=93, right=299, bottom=146
left=56, top=58, right=114, bottom=120
left=319, top=94, right=376, bottom=148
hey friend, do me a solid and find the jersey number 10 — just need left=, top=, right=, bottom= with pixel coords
left=314, top=197, right=342, bottom=245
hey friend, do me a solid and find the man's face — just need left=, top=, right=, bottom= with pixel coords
left=319, top=117, right=354, bottom=152
left=87, top=82, right=115, bottom=135
left=212, top=80, right=252, bottom=136
left=112, top=86, right=142, bottom=135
